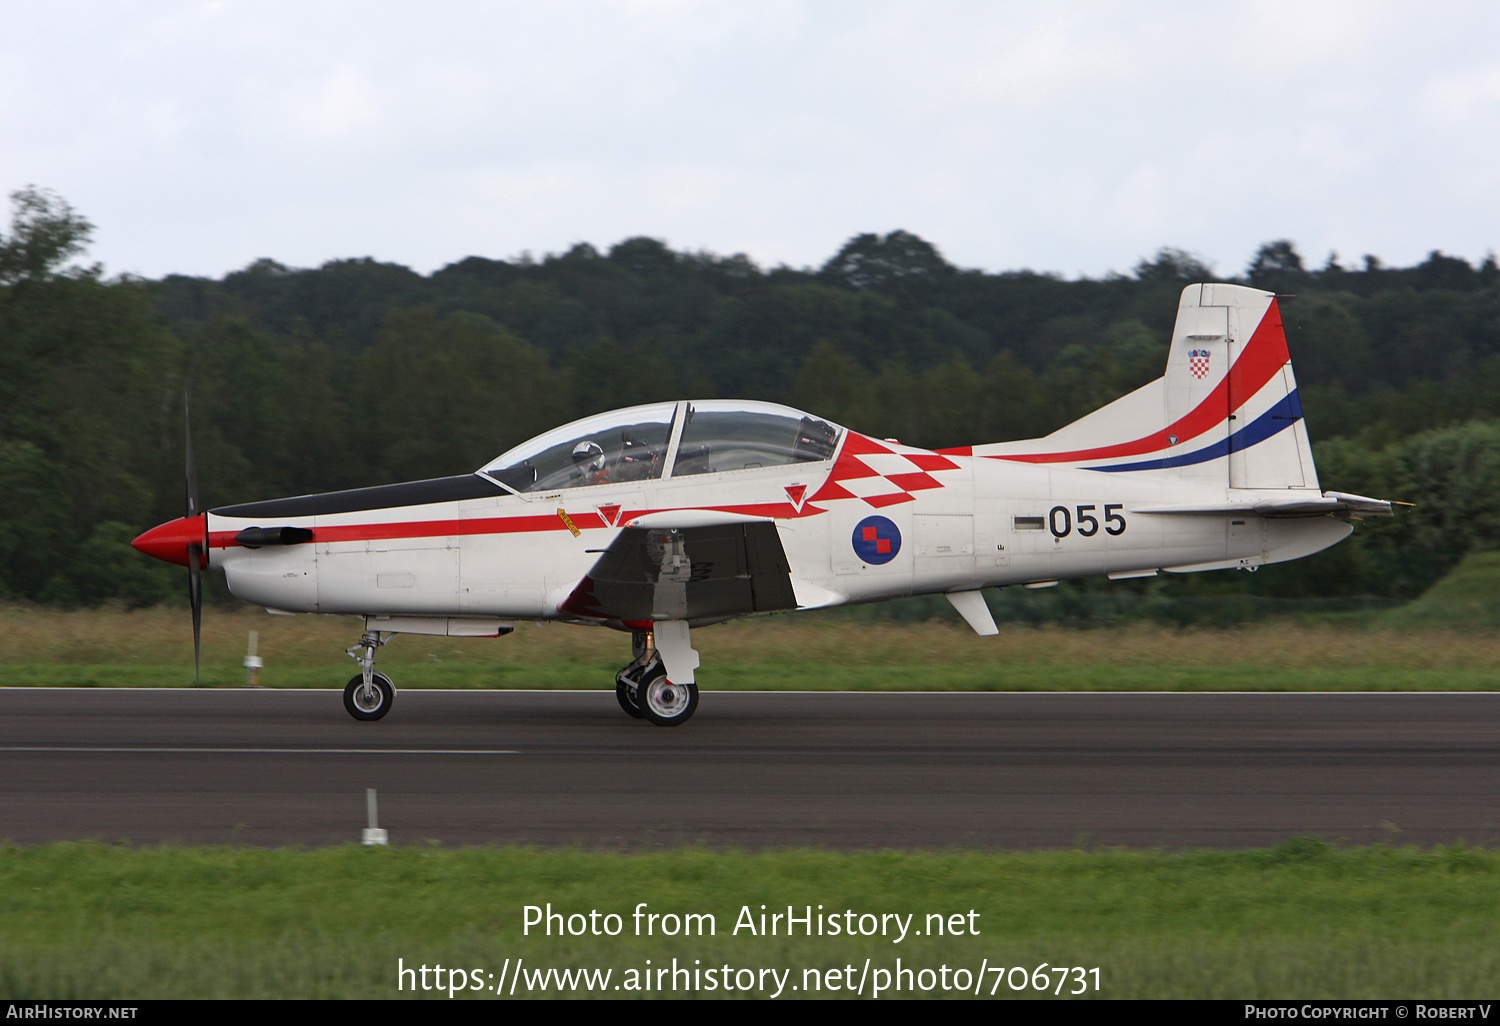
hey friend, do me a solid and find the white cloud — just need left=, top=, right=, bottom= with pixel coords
left=1427, top=66, right=1500, bottom=125
left=289, top=65, right=382, bottom=142
left=5, top=1, right=1500, bottom=279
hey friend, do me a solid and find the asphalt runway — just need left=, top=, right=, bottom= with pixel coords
left=1, top=688, right=1497, bottom=849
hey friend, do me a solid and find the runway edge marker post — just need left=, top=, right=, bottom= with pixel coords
left=362, top=788, right=388, bottom=846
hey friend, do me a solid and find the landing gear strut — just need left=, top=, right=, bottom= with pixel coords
left=614, top=621, right=699, bottom=726
left=344, top=628, right=395, bottom=721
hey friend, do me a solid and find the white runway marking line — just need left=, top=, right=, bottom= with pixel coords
left=0, top=747, right=520, bottom=755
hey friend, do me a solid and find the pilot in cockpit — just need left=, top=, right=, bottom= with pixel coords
left=571, top=440, right=609, bottom=485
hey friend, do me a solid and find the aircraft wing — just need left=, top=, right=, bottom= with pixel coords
left=1134, top=491, right=1394, bottom=518
left=558, top=520, right=799, bottom=623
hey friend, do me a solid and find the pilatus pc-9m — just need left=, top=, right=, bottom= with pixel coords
left=134, top=284, right=1391, bottom=725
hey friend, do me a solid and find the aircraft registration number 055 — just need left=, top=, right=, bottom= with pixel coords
left=1048, top=504, right=1126, bottom=539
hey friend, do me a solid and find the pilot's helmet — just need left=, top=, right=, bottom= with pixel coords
left=571, top=440, right=606, bottom=473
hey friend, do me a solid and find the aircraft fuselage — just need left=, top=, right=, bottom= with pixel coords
left=206, top=438, right=1349, bottom=626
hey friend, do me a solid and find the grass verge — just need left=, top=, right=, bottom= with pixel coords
left=0, top=841, right=1496, bottom=999
left=1, top=605, right=1496, bottom=691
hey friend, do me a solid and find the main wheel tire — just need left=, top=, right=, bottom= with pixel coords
left=344, top=672, right=394, bottom=721
left=639, top=674, right=698, bottom=726
left=615, top=678, right=644, bottom=718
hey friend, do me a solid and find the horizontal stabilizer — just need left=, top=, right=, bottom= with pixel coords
left=1135, top=491, right=1393, bottom=518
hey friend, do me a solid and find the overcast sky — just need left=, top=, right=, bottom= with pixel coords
left=4, top=1, right=1499, bottom=281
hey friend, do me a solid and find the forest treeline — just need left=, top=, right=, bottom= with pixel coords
left=2, top=186, right=1497, bottom=610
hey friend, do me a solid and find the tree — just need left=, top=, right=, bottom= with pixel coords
left=978, top=351, right=1044, bottom=443
left=0, top=186, right=94, bottom=285
left=1480, top=253, right=1499, bottom=287
left=353, top=308, right=565, bottom=482
left=1414, top=250, right=1479, bottom=292
left=821, top=231, right=955, bottom=291
left=1284, top=297, right=1373, bottom=392
left=1247, top=240, right=1307, bottom=288
left=1133, top=247, right=1213, bottom=283
left=1401, top=421, right=1500, bottom=571
left=791, top=341, right=873, bottom=430
left=0, top=189, right=183, bottom=601
left=608, top=237, right=678, bottom=277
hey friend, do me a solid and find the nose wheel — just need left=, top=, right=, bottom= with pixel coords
left=343, top=627, right=395, bottom=721
left=344, top=672, right=395, bottom=721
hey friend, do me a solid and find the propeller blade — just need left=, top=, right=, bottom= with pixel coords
left=185, top=393, right=198, bottom=519
left=185, top=391, right=202, bottom=685
left=188, top=543, right=202, bottom=685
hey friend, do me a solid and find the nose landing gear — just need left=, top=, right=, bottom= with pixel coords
left=343, top=628, right=396, bottom=721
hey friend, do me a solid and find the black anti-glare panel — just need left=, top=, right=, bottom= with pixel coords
left=212, top=474, right=505, bottom=518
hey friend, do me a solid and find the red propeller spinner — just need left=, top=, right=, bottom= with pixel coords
left=131, top=514, right=207, bottom=567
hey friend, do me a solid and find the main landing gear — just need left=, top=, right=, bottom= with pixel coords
left=344, top=628, right=395, bottom=721
left=615, top=621, right=700, bottom=726
left=336, top=619, right=702, bottom=726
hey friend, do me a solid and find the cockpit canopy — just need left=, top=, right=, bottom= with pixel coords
left=479, top=400, right=843, bottom=493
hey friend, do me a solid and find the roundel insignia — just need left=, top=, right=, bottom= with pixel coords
left=852, top=515, right=901, bottom=565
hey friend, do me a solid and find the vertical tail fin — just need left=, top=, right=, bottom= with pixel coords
left=1162, top=283, right=1316, bottom=488
left=960, top=283, right=1319, bottom=492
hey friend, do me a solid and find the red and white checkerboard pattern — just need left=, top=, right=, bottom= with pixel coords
left=809, top=433, right=961, bottom=508
left=1190, top=352, right=1210, bottom=379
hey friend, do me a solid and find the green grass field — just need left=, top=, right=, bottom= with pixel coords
left=4, top=597, right=1496, bottom=999
left=1379, top=551, right=1500, bottom=631
left=1, top=603, right=1495, bottom=692
left=1, top=841, right=1496, bottom=999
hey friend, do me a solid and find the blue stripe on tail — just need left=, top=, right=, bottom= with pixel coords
left=1090, top=390, right=1302, bottom=473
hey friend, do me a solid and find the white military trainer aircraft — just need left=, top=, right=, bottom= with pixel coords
left=134, top=283, right=1391, bottom=725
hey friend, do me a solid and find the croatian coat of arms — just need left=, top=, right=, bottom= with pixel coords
left=1189, top=349, right=1211, bottom=380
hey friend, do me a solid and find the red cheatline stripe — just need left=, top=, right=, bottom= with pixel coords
left=208, top=512, right=585, bottom=548
left=963, top=299, right=1290, bottom=466
left=208, top=501, right=817, bottom=549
